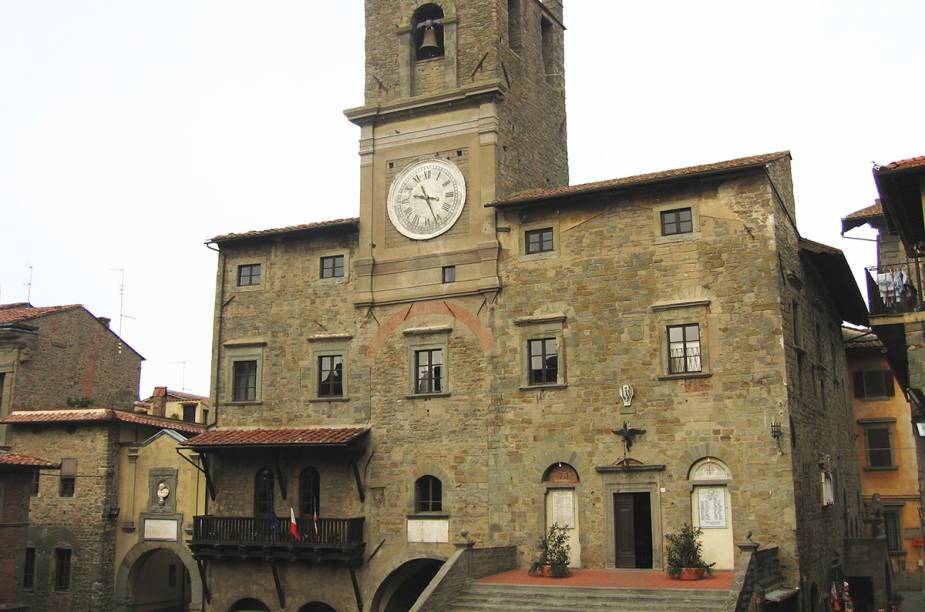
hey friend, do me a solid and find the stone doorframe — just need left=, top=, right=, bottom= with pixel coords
left=114, top=540, right=203, bottom=612
left=596, top=464, right=666, bottom=570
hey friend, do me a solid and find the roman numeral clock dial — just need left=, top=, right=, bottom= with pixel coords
left=387, top=158, right=467, bottom=240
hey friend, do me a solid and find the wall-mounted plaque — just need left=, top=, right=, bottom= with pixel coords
left=697, top=487, right=727, bottom=529
left=550, top=489, right=575, bottom=528
left=144, top=518, right=179, bottom=541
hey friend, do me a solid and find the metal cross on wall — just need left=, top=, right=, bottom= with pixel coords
left=612, top=421, right=646, bottom=460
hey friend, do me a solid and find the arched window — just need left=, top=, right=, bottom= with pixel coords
left=230, top=598, right=271, bottom=612
left=415, top=475, right=442, bottom=512
left=299, top=467, right=320, bottom=517
left=412, top=4, right=445, bottom=60
left=542, top=462, right=579, bottom=484
left=254, top=468, right=274, bottom=516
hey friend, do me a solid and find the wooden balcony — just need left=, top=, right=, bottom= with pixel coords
left=190, top=515, right=365, bottom=564
left=867, top=261, right=924, bottom=316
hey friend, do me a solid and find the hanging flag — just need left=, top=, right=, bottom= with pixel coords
left=313, top=497, right=319, bottom=535
left=269, top=506, right=280, bottom=540
left=289, top=507, right=300, bottom=541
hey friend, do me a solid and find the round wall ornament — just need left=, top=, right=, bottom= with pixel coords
left=387, top=158, right=466, bottom=240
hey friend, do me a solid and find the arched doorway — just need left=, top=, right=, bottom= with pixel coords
left=299, top=603, right=336, bottom=612
left=115, top=542, right=201, bottom=612
left=543, top=462, right=581, bottom=567
left=689, top=457, right=734, bottom=570
left=371, top=558, right=444, bottom=612
left=230, top=599, right=270, bottom=612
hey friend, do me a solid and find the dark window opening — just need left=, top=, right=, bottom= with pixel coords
left=508, top=0, right=522, bottom=50
left=23, top=548, right=35, bottom=589
left=202, top=408, right=209, bottom=425
left=54, top=548, right=71, bottom=591
left=442, top=265, right=456, bottom=284
left=660, top=207, right=693, bottom=236
left=415, top=349, right=443, bottom=394
left=853, top=370, right=895, bottom=399
left=182, top=404, right=196, bottom=423
left=412, top=4, right=445, bottom=61
left=865, top=426, right=894, bottom=468
left=237, top=264, right=261, bottom=287
left=254, top=468, right=275, bottom=517
left=541, top=16, right=554, bottom=81
left=415, top=475, right=443, bottom=512
left=31, top=469, right=40, bottom=496
left=299, top=467, right=320, bottom=517
left=525, top=228, right=554, bottom=254
left=667, top=324, right=702, bottom=374
left=59, top=458, right=76, bottom=497
left=232, top=360, right=258, bottom=402
left=318, top=355, right=344, bottom=397
left=528, top=338, right=558, bottom=385
left=792, top=301, right=801, bottom=347
left=320, top=255, right=345, bottom=279
left=884, top=510, right=902, bottom=552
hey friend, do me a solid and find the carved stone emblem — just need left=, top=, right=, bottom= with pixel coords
left=619, top=384, right=635, bottom=407
left=156, top=481, right=170, bottom=506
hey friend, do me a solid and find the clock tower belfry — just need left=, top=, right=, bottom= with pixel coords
left=346, top=0, right=568, bottom=306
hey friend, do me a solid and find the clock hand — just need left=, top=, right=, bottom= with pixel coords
left=419, top=186, right=439, bottom=221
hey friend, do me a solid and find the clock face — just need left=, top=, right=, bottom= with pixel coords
left=387, top=158, right=467, bottom=240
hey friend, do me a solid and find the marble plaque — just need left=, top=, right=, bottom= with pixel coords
left=698, top=487, right=727, bottom=529
left=144, top=518, right=179, bottom=541
left=407, top=518, right=449, bottom=543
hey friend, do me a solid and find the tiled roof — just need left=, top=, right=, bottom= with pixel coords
left=842, top=326, right=883, bottom=350
left=880, top=156, right=925, bottom=173
left=185, top=427, right=369, bottom=448
left=0, top=303, right=82, bottom=326
left=210, top=217, right=360, bottom=244
left=1, top=409, right=205, bottom=435
left=0, top=453, right=58, bottom=469
left=844, top=201, right=883, bottom=220
left=488, top=151, right=791, bottom=207
left=145, top=388, right=212, bottom=406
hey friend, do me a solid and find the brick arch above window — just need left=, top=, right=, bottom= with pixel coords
left=366, top=300, right=494, bottom=358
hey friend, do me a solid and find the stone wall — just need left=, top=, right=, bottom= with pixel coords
left=0, top=470, right=33, bottom=606
left=10, top=424, right=119, bottom=612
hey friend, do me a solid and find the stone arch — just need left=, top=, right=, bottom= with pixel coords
left=366, top=301, right=494, bottom=358
left=542, top=462, right=579, bottom=484
left=681, top=443, right=734, bottom=472
left=298, top=603, right=336, bottom=612
left=370, top=557, right=446, bottom=612
left=114, top=541, right=202, bottom=612
left=402, top=0, right=456, bottom=20
left=229, top=598, right=271, bottom=612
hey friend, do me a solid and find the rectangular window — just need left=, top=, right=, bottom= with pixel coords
left=667, top=324, right=702, bottom=374
left=202, top=408, right=209, bottom=425
left=0, top=372, right=5, bottom=410
left=237, top=264, right=261, bottom=287
left=865, top=426, right=894, bottom=468
left=660, top=207, right=693, bottom=236
left=182, top=404, right=196, bottom=423
left=414, top=349, right=443, bottom=394
left=540, top=16, right=553, bottom=81
left=320, top=255, right=345, bottom=279
left=528, top=338, right=558, bottom=385
left=442, top=265, right=456, bottom=284
left=232, top=360, right=258, bottom=402
left=853, top=370, right=895, bottom=399
left=59, top=458, right=76, bottom=497
left=792, top=301, right=801, bottom=347
left=525, top=228, right=554, bottom=254
left=23, top=548, right=35, bottom=589
left=884, top=510, right=902, bottom=552
left=31, top=469, right=40, bottom=496
left=318, top=355, right=344, bottom=397
left=54, top=548, right=71, bottom=591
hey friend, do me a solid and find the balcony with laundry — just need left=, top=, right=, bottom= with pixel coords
left=865, top=261, right=924, bottom=316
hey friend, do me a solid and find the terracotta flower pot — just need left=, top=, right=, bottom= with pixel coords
left=678, top=567, right=706, bottom=581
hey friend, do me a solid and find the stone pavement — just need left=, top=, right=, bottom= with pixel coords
left=899, top=590, right=925, bottom=611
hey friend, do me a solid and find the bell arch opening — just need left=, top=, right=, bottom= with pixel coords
left=412, top=4, right=445, bottom=60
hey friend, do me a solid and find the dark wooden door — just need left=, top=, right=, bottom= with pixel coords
left=614, top=493, right=636, bottom=568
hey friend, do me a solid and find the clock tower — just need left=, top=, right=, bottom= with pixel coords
left=346, top=0, right=568, bottom=306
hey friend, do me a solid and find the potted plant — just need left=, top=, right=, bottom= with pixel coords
left=665, top=523, right=714, bottom=580
left=529, top=524, right=571, bottom=577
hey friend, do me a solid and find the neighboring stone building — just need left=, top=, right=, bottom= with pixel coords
left=190, top=2, right=886, bottom=611
left=142, top=386, right=212, bottom=426
left=0, top=452, right=57, bottom=612
left=844, top=327, right=924, bottom=589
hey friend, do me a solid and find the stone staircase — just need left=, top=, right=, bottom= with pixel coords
left=445, top=583, right=730, bottom=611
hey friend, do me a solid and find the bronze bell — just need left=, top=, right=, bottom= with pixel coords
left=418, top=20, right=441, bottom=58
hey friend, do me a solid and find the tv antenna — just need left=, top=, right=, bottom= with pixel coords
left=25, top=265, right=33, bottom=302
left=110, top=268, right=135, bottom=336
left=169, top=361, right=188, bottom=392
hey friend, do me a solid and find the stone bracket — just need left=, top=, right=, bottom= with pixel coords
left=176, top=447, right=216, bottom=501
left=271, top=562, right=286, bottom=609
left=274, top=454, right=288, bottom=501
left=196, top=559, right=211, bottom=603
left=352, top=457, right=366, bottom=504
left=350, top=566, right=364, bottom=611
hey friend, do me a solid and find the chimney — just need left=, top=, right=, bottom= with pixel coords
left=98, top=317, right=111, bottom=328
left=150, top=387, right=168, bottom=417
left=154, top=387, right=167, bottom=397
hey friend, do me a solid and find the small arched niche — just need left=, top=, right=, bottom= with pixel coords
left=542, top=462, right=579, bottom=484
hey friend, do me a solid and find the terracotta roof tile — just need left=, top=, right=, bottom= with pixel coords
left=0, top=303, right=82, bottom=326
left=1, top=409, right=205, bottom=435
left=488, top=151, right=792, bottom=207
left=844, top=201, right=883, bottom=220
left=144, top=388, right=211, bottom=406
left=186, top=427, right=369, bottom=448
left=842, top=326, right=883, bottom=350
left=0, top=453, right=58, bottom=469
left=210, top=217, right=360, bottom=244
left=881, top=156, right=925, bottom=172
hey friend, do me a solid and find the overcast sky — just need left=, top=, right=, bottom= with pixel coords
left=1, top=1, right=923, bottom=398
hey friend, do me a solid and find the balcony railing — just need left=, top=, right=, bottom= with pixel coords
left=866, top=261, right=924, bottom=315
left=191, top=515, right=365, bottom=564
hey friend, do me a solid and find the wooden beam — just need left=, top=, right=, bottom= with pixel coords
left=271, top=562, right=286, bottom=609
left=274, top=454, right=288, bottom=500
left=350, top=566, right=364, bottom=611
left=351, top=457, right=366, bottom=503
left=196, top=559, right=211, bottom=604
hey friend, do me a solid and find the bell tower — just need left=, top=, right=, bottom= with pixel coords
left=346, top=0, right=568, bottom=306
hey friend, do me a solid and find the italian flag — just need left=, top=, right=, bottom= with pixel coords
left=289, top=507, right=299, bottom=541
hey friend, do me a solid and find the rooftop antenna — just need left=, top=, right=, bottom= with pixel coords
left=24, top=265, right=33, bottom=302
left=169, top=361, right=187, bottom=392
left=110, top=268, right=135, bottom=336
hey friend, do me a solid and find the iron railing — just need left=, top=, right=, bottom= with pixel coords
left=866, top=260, right=924, bottom=315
